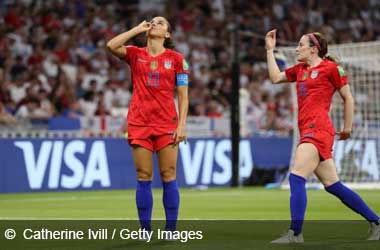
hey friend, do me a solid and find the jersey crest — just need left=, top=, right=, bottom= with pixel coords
left=164, top=60, right=172, bottom=69
left=310, top=70, right=318, bottom=79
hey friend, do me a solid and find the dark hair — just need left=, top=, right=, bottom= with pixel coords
left=308, top=32, right=338, bottom=62
left=163, top=19, right=175, bottom=49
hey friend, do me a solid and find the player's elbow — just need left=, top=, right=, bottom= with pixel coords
left=270, top=75, right=281, bottom=84
left=270, top=72, right=286, bottom=84
left=106, top=42, right=114, bottom=52
left=179, top=94, right=189, bottom=104
left=106, top=41, right=119, bottom=53
left=178, top=92, right=189, bottom=106
left=342, top=93, right=354, bottom=104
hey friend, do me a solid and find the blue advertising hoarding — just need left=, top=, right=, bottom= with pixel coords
left=0, top=138, right=292, bottom=193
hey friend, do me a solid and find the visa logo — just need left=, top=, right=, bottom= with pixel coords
left=179, top=140, right=253, bottom=185
left=334, top=139, right=379, bottom=179
left=14, top=140, right=111, bottom=190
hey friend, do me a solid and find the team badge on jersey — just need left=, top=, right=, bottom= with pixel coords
left=310, top=70, right=318, bottom=79
left=164, top=60, right=172, bottom=69
left=150, top=61, right=158, bottom=70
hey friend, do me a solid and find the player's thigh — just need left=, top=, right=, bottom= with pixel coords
left=131, top=145, right=154, bottom=181
left=157, top=143, right=178, bottom=182
left=292, top=143, right=320, bottom=178
left=314, top=159, right=339, bottom=187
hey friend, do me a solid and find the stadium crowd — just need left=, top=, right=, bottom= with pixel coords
left=1, top=0, right=379, bottom=135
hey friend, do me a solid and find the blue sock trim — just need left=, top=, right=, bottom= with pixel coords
left=289, top=173, right=307, bottom=235
left=325, top=181, right=379, bottom=224
left=163, top=180, right=180, bottom=231
left=136, top=180, right=153, bottom=230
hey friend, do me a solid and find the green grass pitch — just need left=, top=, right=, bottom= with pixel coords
left=0, top=187, right=379, bottom=219
left=0, top=187, right=379, bottom=250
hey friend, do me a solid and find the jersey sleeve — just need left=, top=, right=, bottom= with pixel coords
left=329, top=64, right=348, bottom=89
left=124, top=45, right=139, bottom=66
left=285, top=63, right=302, bottom=82
left=175, top=53, right=190, bottom=86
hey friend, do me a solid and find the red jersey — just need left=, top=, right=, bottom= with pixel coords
left=285, top=59, right=348, bottom=134
left=124, top=46, right=189, bottom=128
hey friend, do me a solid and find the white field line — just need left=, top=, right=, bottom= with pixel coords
left=0, top=191, right=250, bottom=203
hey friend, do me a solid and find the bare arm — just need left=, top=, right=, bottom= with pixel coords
left=106, top=21, right=151, bottom=58
left=174, top=86, right=189, bottom=144
left=265, top=29, right=288, bottom=84
left=337, top=84, right=354, bottom=140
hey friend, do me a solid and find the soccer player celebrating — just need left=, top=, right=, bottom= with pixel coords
left=107, top=17, right=189, bottom=231
left=265, top=29, right=380, bottom=243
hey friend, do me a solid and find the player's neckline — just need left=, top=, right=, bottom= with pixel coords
left=306, top=59, right=325, bottom=70
left=145, top=47, right=166, bottom=58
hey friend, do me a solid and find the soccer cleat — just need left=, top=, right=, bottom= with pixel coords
left=270, top=229, right=304, bottom=243
left=367, top=221, right=380, bottom=240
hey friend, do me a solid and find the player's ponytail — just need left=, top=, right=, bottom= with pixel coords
left=164, top=37, right=175, bottom=49
left=324, top=54, right=339, bottom=63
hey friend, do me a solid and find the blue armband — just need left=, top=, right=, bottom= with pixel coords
left=176, top=73, right=189, bottom=86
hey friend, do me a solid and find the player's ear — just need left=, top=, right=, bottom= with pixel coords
left=165, top=32, right=170, bottom=38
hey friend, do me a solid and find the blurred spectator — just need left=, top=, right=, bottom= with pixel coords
left=79, top=91, right=97, bottom=117
left=16, top=97, right=49, bottom=120
left=0, top=101, right=16, bottom=125
left=0, top=0, right=378, bottom=136
left=95, top=100, right=111, bottom=116
left=62, top=100, right=83, bottom=118
left=9, top=78, right=27, bottom=104
left=207, top=100, right=223, bottom=118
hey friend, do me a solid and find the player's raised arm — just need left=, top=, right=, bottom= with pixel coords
left=106, top=21, right=152, bottom=58
left=265, top=29, right=287, bottom=84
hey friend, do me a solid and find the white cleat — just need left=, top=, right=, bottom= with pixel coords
left=367, top=221, right=380, bottom=240
left=271, top=229, right=304, bottom=243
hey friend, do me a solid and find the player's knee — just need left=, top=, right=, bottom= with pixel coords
left=136, top=168, right=153, bottom=181
left=160, top=166, right=176, bottom=182
left=321, top=178, right=339, bottom=188
left=290, top=169, right=307, bottom=179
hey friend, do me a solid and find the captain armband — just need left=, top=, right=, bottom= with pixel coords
left=176, top=73, right=189, bottom=86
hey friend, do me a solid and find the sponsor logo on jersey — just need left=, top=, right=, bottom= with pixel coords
left=164, top=60, right=172, bottom=69
left=183, top=59, right=189, bottom=70
left=137, top=58, right=147, bottom=63
left=310, top=70, right=318, bottom=79
left=150, top=61, right=158, bottom=70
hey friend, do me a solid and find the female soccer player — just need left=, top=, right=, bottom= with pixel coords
left=107, top=17, right=189, bottom=231
left=265, top=29, right=379, bottom=243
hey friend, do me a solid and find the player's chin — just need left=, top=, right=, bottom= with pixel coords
left=296, top=55, right=304, bottom=62
left=147, top=30, right=163, bottom=38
